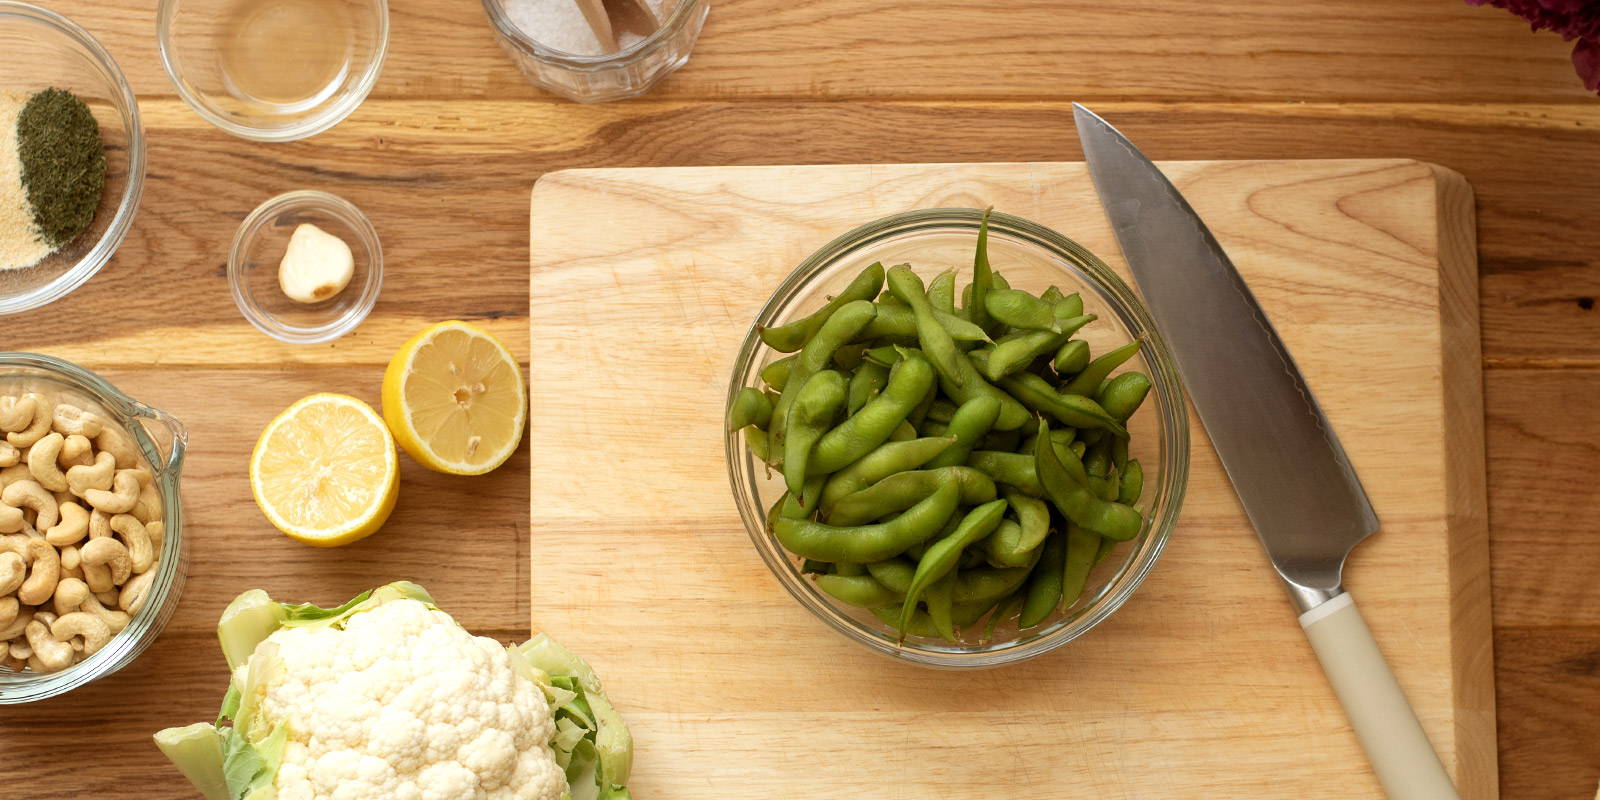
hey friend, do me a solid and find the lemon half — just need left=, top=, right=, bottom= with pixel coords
left=381, top=320, right=527, bottom=476
left=250, top=393, right=399, bottom=547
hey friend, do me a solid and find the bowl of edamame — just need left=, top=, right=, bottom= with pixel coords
left=726, top=208, right=1189, bottom=668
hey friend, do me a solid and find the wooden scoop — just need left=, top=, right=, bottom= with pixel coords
left=570, top=0, right=617, bottom=51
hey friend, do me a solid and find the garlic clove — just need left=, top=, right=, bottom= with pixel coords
left=277, top=223, right=354, bottom=304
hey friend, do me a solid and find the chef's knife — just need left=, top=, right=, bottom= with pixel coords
left=1073, top=104, right=1459, bottom=799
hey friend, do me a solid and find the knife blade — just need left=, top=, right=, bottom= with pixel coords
left=1073, top=104, right=1459, bottom=800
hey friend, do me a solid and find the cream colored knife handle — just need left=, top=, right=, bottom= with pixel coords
left=1300, top=593, right=1459, bottom=799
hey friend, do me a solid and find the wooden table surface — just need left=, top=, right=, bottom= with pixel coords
left=1, top=1, right=1595, bottom=797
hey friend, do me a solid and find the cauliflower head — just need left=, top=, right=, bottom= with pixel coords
left=154, top=583, right=633, bottom=800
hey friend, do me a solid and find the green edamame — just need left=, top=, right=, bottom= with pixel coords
left=1119, top=459, right=1143, bottom=505
left=983, top=288, right=1060, bottom=332
left=827, top=466, right=998, bottom=526
left=847, top=360, right=889, bottom=415
left=1060, top=525, right=1099, bottom=609
left=924, top=395, right=1001, bottom=469
left=1062, top=340, right=1142, bottom=397
left=898, top=499, right=1008, bottom=634
left=886, top=266, right=1030, bottom=431
left=727, top=387, right=773, bottom=431
left=924, top=399, right=957, bottom=425
left=967, top=210, right=996, bottom=333
left=953, top=565, right=1033, bottom=607
left=984, top=490, right=1050, bottom=567
left=816, top=574, right=903, bottom=607
left=965, top=450, right=1044, bottom=496
left=1096, top=371, right=1152, bottom=422
left=995, top=371, right=1127, bottom=436
left=1053, top=292, right=1085, bottom=320
left=770, top=479, right=959, bottom=562
left=817, top=436, right=955, bottom=512
left=865, top=558, right=914, bottom=594
left=809, top=353, right=935, bottom=475
left=1019, top=532, right=1066, bottom=628
left=924, top=572, right=957, bottom=642
left=1052, top=339, right=1090, bottom=375
left=770, top=299, right=877, bottom=452
left=927, top=269, right=957, bottom=314
left=743, top=427, right=770, bottom=462
left=982, top=591, right=1025, bottom=642
left=1034, top=421, right=1143, bottom=541
left=783, top=370, right=846, bottom=497
left=760, top=263, right=884, bottom=352
left=858, top=303, right=991, bottom=345
left=760, top=354, right=795, bottom=391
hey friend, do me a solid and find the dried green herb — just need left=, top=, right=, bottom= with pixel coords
left=17, top=88, right=105, bottom=248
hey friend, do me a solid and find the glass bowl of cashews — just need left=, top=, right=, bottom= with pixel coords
left=0, top=352, right=186, bottom=703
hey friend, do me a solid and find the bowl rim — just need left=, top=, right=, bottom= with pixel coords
left=155, top=0, right=389, bottom=142
left=0, top=352, right=187, bottom=703
left=725, top=207, right=1191, bottom=668
left=481, top=0, right=704, bottom=69
left=0, top=1, right=146, bottom=317
left=228, top=189, right=383, bottom=344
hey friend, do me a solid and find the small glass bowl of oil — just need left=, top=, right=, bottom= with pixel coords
left=158, top=0, right=387, bottom=141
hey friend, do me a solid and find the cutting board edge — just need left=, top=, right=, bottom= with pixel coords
left=1426, top=162, right=1498, bottom=799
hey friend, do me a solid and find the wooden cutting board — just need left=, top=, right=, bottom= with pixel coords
left=528, top=160, right=1493, bottom=799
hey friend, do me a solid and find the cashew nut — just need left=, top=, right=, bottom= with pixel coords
left=1, top=655, right=23, bottom=671
left=66, top=451, right=115, bottom=497
left=2, top=480, right=57, bottom=531
left=26, top=432, right=68, bottom=492
left=0, top=608, right=30, bottom=640
left=51, top=576, right=89, bottom=616
left=0, top=395, right=35, bottom=433
left=145, top=520, right=165, bottom=555
left=51, top=611, right=111, bottom=656
left=0, top=461, right=30, bottom=486
left=79, top=537, right=131, bottom=585
left=78, top=593, right=129, bottom=634
left=81, top=560, right=112, bottom=594
left=17, top=538, right=59, bottom=606
left=0, top=441, right=16, bottom=468
left=0, top=500, right=19, bottom=534
left=109, top=514, right=154, bottom=574
left=44, top=501, right=89, bottom=547
left=95, top=427, right=138, bottom=470
left=24, top=619, right=72, bottom=671
left=132, top=481, right=162, bottom=524
left=0, top=533, right=28, bottom=559
left=5, top=394, right=51, bottom=448
left=88, top=508, right=109, bottom=540
left=0, top=595, right=16, bottom=630
left=58, top=543, right=79, bottom=571
left=51, top=404, right=103, bottom=438
left=81, top=470, right=138, bottom=514
left=93, top=588, right=118, bottom=608
left=9, top=639, right=30, bottom=659
left=119, top=570, right=154, bottom=614
left=0, top=551, right=23, bottom=595
left=59, top=434, right=93, bottom=468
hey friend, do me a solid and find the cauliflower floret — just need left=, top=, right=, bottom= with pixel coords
left=247, top=599, right=565, bottom=800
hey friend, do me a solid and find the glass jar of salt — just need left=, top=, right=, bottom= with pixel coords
left=482, top=0, right=708, bottom=102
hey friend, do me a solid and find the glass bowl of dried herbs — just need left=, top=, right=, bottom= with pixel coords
left=0, top=2, right=144, bottom=316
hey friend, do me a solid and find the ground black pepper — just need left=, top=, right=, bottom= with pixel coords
left=16, top=87, right=104, bottom=249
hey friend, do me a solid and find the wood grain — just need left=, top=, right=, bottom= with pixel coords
left=0, top=0, right=1593, bottom=795
left=528, top=160, right=1494, bottom=798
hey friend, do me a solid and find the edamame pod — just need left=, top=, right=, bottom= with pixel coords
left=1052, top=339, right=1090, bottom=375
left=770, top=480, right=960, bottom=562
left=817, top=436, right=955, bottom=513
left=927, top=269, right=957, bottom=314
left=1034, top=421, right=1143, bottom=541
left=953, top=565, right=1034, bottom=606
left=983, top=288, right=1060, bottom=332
left=858, top=303, right=992, bottom=345
left=816, top=574, right=903, bottom=607
left=967, top=210, right=996, bottom=333
left=1062, top=340, right=1142, bottom=397
left=996, top=372, right=1127, bottom=436
left=783, top=370, right=846, bottom=497
left=743, top=427, right=770, bottom=462
left=809, top=354, right=935, bottom=475
left=886, top=266, right=1030, bottom=431
left=983, top=490, right=1050, bottom=567
left=770, top=300, right=877, bottom=451
left=1096, top=371, right=1152, bottom=422
left=760, top=355, right=795, bottom=391
left=865, top=558, right=915, bottom=594
left=1118, top=459, right=1144, bottom=505
left=924, top=395, right=1001, bottom=469
left=727, top=387, right=773, bottom=431
left=1060, top=525, right=1099, bottom=609
left=827, top=466, right=998, bottom=526
left=1019, top=532, right=1066, bottom=628
left=924, top=572, right=957, bottom=642
left=898, top=499, right=1008, bottom=634
left=847, top=360, right=889, bottom=415
left=965, top=450, right=1044, bottom=496
left=760, top=263, right=884, bottom=352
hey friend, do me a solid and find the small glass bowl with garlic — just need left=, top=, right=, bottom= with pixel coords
left=0, top=352, right=187, bottom=703
left=229, top=189, right=382, bottom=344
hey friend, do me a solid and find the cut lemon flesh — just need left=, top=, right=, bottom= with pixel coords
left=250, top=393, right=398, bottom=547
left=382, top=320, right=526, bottom=475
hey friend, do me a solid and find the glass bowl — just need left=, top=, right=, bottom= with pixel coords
left=0, top=2, right=145, bottom=316
left=229, top=190, right=382, bottom=344
left=482, top=0, right=708, bottom=102
left=725, top=209, right=1189, bottom=668
left=0, top=353, right=187, bottom=703
left=157, top=0, right=388, bottom=141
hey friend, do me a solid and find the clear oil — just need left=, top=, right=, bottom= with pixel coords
left=220, top=0, right=354, bottom=109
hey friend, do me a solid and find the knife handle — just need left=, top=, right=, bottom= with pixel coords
left=1299, top=592, right=1460, bottom=799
